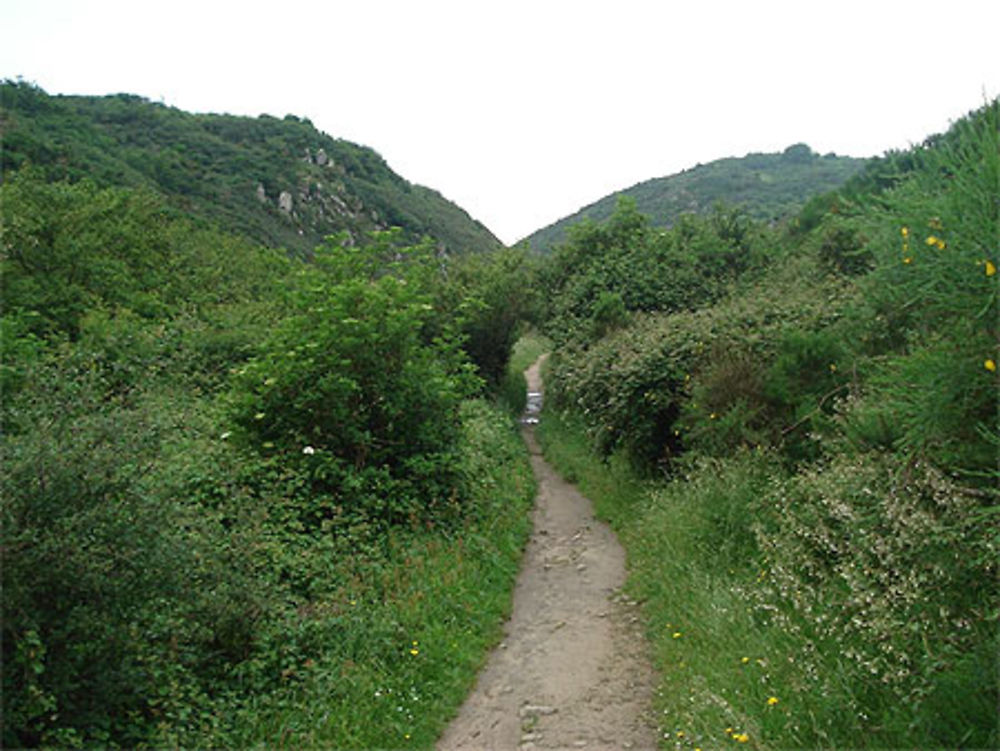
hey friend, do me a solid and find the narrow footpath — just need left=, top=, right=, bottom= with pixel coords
left=437, top=356, right=659, bottom=750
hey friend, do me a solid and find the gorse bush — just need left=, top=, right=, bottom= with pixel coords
left=845, top=98, right=999, bottom=473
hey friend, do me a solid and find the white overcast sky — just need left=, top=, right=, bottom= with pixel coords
left=3, top=0, right=998, bottom=245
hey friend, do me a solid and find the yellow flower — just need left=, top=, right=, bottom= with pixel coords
left=829, top=363, right=837, bottom=372
left=903, top=257, right=912, bottom=264
left=710, top=412, right=718, bottom=420
left=672, top=631, right=682, bottom=639
left=409, top=647, right=419, bottom=656
left=734, top=733, right=750, bottom=743
left=741, top=656, right=750, bottom=664
left=986, top=260, right=996, bottom=276
left=986, top=359, right=997, bottom=372
left=934, top=238, right=946, bottom=250
left=901, top=226, right=909, bottom=237
left=677, top=731, right=685, bottom=738
left=925, top=235, right=939, bottom=246
left=767, top=696, right=779, bottom=705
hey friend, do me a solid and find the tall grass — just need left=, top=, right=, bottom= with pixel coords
left=179, top=400, right=535, bottom=749
left=537, top=411, right=998, bottom=750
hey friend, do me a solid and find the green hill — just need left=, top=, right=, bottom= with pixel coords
left=0, top=80, right=501, bottom=255
left=523, top=143, right=867, bottom=251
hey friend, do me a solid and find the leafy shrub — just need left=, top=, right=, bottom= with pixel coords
left=845, top=99, right=999, bottom=473
left=229, top=247, right=480, bottom=532
left=1, top=358, right=207, bottom=747
left=548, top=253, right=854, bottom=468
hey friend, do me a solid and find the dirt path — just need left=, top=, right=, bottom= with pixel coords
left=437, top=356, right=659, bottom=750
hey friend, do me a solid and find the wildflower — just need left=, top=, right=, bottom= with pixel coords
left=410, top=647, right=419, bottom=656
left=903, top=257, right=912, bottom=264
left=710, top=413, right=718, bottom=420
left=220, top=431, right=232, bottom=440
left=262, top=441, right=274, bottom=449
left=741, top=657, right=750, bottom=664
left=986, top=359, right=997, bottom=372
left=928, top=217, right=943, bottom=230
left=900, top=226, right=909, bottom=237
left=726, top=727, right=734, bottom=734
left=302, top=445, right=316, bottom=455
left=925, top=235, right=940, bottom=246
left=264, top=377, right=277, bottom=386
left=677, top=731, right=685, bottom=738
left=673, top=631, right=682, bottom=639
left=734, top=733, right=750, bottom=743
left=986, top=260, right=996, bottom=276
left=767, top=696, right=779, bottom=705
left=254, top=412, right=265, bottom=420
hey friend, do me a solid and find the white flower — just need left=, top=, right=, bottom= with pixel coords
left=220, top=431, right=232, bottom=440
left=302, top=445, right=316, bottom=455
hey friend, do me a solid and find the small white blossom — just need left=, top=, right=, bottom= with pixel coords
left=302, top=446, right=316, bottom=455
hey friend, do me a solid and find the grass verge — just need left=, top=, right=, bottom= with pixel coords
left=191, top=400, right=535, bottom=749
left=535, top=409, right=997, bottom=750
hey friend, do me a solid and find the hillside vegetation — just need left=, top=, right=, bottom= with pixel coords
left=2, top=75, right=996, bottom=750
left=524, top=144, right=866, bottom=251
left=1, top=98, right=536, bottom=745
left=0, top=80, right=501, bottom=255
left=537, top=100, right=998, bottom=749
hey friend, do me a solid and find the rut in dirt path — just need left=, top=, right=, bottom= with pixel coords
left=437, top=355, right=659, bottom=751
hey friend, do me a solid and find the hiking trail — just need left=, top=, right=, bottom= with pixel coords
left=437, top=355, right=659, bottom=750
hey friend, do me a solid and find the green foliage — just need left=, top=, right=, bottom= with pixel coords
left=1, top=355, right=241, bottom=747
left=2, top=80, right=501, bottom=255
left=548, top=251, right=852, bottom=466
left=437, top=247, right=539, bottom=389
left=229, top=257, right=478, bottom=531
left=539, top=98, right=999, bottom=749
left=540, top=198, right=771, bottom=348
left=526, top=145, right=867, bottom=251
left=1, top=168, right=290, bottom=343
left=841, top=99, right=1000, bottom=473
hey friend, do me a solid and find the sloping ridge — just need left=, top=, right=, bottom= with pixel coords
left=1, top=80, right=502, bottom=255
left=523, top=144, right=867, bottom=252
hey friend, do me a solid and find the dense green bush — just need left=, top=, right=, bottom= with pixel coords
left=548, top=252, right=853, bottom=467
left=229, top=245, right=479, bottom=532
left=539, top=198, right=771, bottom=347
left=0, top=356, right=238, bottom=747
